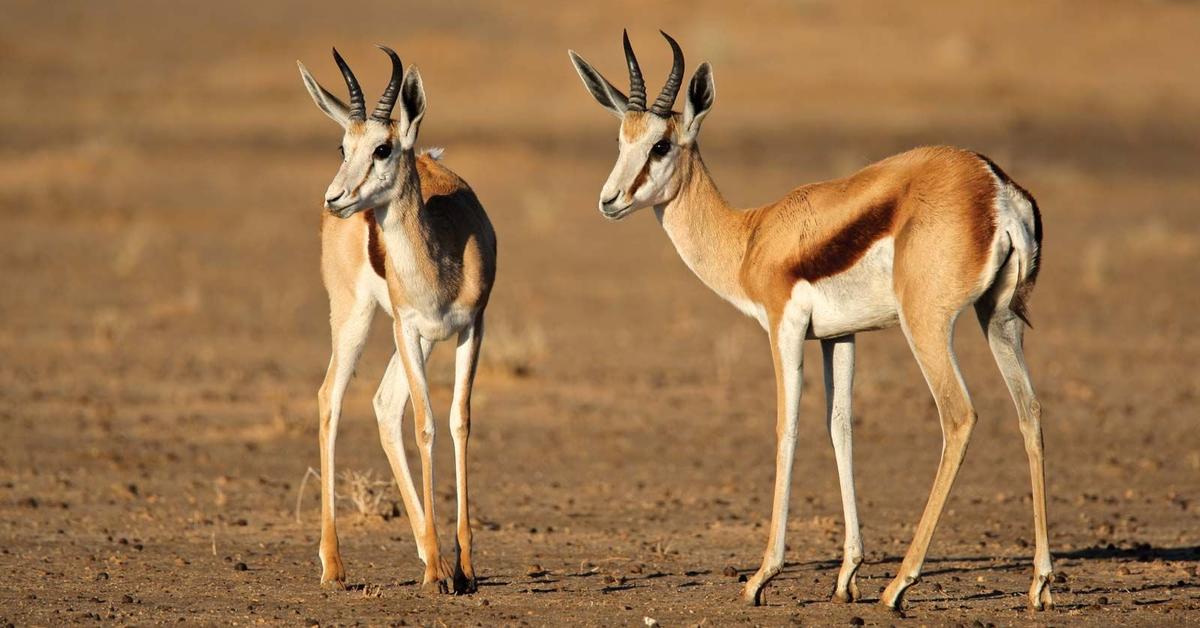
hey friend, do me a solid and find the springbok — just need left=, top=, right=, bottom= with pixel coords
left=569, top=32, right=1049, bottom=610
left=297, top=46, right=496, bottom=595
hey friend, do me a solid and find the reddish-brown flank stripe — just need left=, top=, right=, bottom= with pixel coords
left=364, top=209, right=387, bottom=278
left=789, top=199, right=898, bottom=282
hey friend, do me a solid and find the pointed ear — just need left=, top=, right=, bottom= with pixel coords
left=398, top=66, right=427, bottom=148
left=681, top=62, right=715, bottom=144
left=297, top=61, right=351, bottom=128
left=568, top=50, right=628, bottom=119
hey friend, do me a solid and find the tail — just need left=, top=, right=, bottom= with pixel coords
left=1009, top=190, right=1042, bottom=327
left=975, top=152, right=1042, bottom=327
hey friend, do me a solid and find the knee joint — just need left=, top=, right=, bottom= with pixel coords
left=415, top=424, right=434, bottom=447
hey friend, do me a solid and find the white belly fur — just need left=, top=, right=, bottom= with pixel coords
left=792, top=237, right=900, bottom=339
left=362, top=268, right=473, bottom=342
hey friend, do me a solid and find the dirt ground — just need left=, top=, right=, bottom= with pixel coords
left=2, top=1, right=1199, bottom=626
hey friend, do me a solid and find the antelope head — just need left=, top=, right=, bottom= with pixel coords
left=569, top=31, right=715, bottom=220
left=298, top=46, right=426, bottom=218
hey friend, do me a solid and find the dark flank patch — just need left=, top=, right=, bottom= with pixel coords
left=790, top=199, right=897, bottom=282
left=364, top=209, right=387, bottom=278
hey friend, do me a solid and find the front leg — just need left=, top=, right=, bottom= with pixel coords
left=823, top=335, right=864, bottom=602
left=395, top=320, right=453, bottom=594
left=450, top=313, right=484, bottom=594
left=743, top=313, right=808, bottom=605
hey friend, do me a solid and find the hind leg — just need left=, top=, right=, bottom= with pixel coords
left=880, top=308, right=977, bottom=609
left=374, top=343, right=433, bottom=564
left=316, top=294, right=375, bottom=588
left=977, top=304, right=1053, bottom=609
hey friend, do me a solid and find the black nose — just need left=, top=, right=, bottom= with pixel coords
left=601, top=192, right=619, bottom=206
left=325, top=191, right=345, bottom=205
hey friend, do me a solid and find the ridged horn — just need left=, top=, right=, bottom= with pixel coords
left=623, top=30, right=646, bottom=111
left=332, top=47, right=365, bottom=121
left=650, top=31, right=685, bottom=117
left=371, top=45, right=404, bottom=121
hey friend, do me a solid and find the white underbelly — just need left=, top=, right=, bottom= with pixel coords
left=363, top=270, right=473, bottom=341
left=796, top=237, right=900, bottom=339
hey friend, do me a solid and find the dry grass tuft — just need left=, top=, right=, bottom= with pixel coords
left=339, top=469, right=395, bottom=518
left=481, top=320, right=547, bottom=379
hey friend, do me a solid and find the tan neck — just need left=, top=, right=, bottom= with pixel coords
left=654, top=147, right=752, bottom=307
left=375, top=150, right=445, bottom=304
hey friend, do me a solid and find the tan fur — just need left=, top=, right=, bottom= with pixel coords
left=316, top=150, right=494, bottom=595
left=643, top=125, right=1046, bottom=610
left=319, top=153, right=496, bottom=312
left=575, top=36, right=1049, bottom=611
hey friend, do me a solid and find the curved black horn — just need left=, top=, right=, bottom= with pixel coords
left=622, top=30, right=646, bottom=111
left=332, top=47, right=366, bottom=121
left=650, top=31, right=685, bottom=117
left=371, top=45, right=404, bottom=121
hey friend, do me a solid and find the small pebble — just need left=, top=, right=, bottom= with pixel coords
left=722, top=565, right=738, bottom=578
left=849, top=617, right=864, bottom=626
left=234, top=562, right=248, bottom=572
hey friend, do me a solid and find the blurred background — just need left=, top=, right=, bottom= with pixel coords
left=1, top=1, right=1197, bottom=625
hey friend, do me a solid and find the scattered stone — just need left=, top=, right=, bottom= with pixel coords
left=18, top=497, right=38, bottom=509
left=234, top=562, right=248, bottom=572
left=722, top=565, right=738, bottom=578
left=122, top=594, right=134, bottom=604
left=849, top=617, right=865, bottom=626
left=525, top=564, right=544, bottom=577
left=1097, top=596, right=1109, bottom=605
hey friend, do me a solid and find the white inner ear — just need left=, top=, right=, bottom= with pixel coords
left=298, top=61, right=350, bottom=128
left=398, top=69, right=425, bottom=148
left=681, top=63, right=715, bottom=144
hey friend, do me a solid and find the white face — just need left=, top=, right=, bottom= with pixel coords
left=324, top=121, right=403, bottom=218
left=599, top=112, right=685, bottom=220
left=298, top=53, right=426, bottom=219
left=569, top=42, right=716, bottom=221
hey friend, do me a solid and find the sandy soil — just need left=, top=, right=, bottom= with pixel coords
left=2, top=1, right=1199, bottom=625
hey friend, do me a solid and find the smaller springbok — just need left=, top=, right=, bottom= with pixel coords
left=569, top=32, right=1050, bottom=610
left=297, top=46, right=496, bottom=594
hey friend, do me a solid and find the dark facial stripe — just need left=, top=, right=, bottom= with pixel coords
left=628, top=157, right=653, bottom=198
left=364, top=209, right=387, bottom=278
left=350, top=161, right=374, bottom=197
left=790, top=199, right=898, bottom=282
left=627, top=131, right=672, bottom=198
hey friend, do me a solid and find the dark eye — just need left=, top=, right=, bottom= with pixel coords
left=337, top=144, right=345, bottom=158
left=373, top=143, right=392, bottom=160
left=651, top=139, right=672, bottom=157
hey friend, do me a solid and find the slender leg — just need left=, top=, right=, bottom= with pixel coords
left=450, top=313, right=484, bottom=594
left=395, top=321, right=453, bottom=593
left=880, top=312, right=977, bottom=609
left=823, top=335, right=864, bottom=603
left=743, top=313, right=808, bottom=606
left=374, top=341, right=433, bottom=563
left=316, top=296, right=375, bottom=588
left=977, top=305, right=1053, bottom=609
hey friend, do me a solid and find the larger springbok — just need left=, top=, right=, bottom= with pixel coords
left=298, top=46, right=496, bottom=594
left=569, top=32, right=1049, bottom=610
